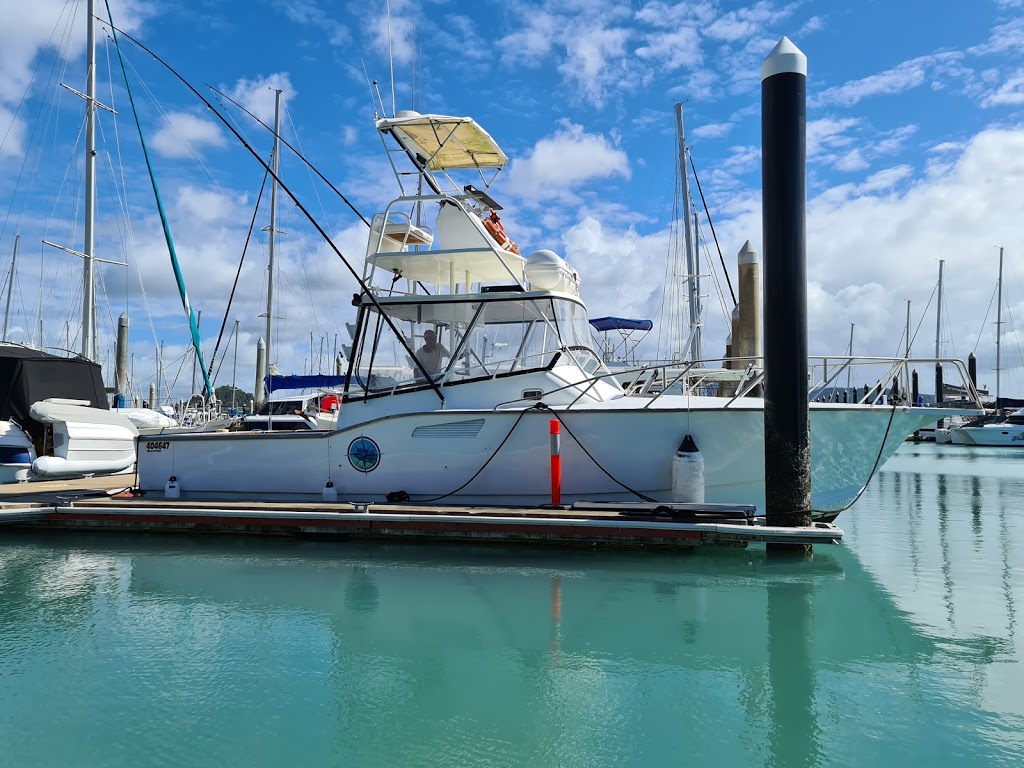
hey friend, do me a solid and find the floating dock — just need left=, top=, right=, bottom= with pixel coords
left=0, top=476, right=842, bottom=550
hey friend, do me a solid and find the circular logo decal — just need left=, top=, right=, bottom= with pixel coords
left=347, top=436, right=381, bottom=473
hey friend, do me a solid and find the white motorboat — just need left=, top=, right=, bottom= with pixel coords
left=241, top=390, right=340, bottom=432
left=136, top=109, right=982, bottom=516
left=949, top=408, right=1024, bottom=446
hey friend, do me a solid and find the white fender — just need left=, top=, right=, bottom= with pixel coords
left=322, top=481, right=338, bottom=502
left=671, top=434, right=705, bottom=503
left=31, top=455, right=135, bottom=477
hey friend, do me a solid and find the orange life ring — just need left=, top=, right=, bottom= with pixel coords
left=482, top=211, right=521, bottom=255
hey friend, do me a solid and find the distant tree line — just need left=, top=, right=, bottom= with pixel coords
left=215, top=385, right=254, bottom=407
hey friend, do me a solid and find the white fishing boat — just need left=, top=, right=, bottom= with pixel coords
left=136, top=109, right=982, bottom=517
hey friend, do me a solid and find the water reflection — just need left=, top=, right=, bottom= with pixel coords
left=1, top=449, right=1024, bottom=768
left=766, top=579, right=818, bottom=768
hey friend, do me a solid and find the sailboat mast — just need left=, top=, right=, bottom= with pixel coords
left=2, top=234, right=19, bottom=341
left=674, top=103, right=699, bottom=363
left=81, top=0, right=97, bottom=360
left=934, top=259, right=944, bottom=359
left=934, top=259, right=945, bottom=405
left=996, top=246, right=1004, bottom=412
left=265, top=89, right=283, bottom=376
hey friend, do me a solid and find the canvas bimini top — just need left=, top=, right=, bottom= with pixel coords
left=375, top=112, right=509, bottom=171
left=589, top=317, right=655, bottom=333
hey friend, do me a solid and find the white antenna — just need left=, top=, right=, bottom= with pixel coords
left=386, top=0, right=396, bottom=116
left=361, top=59, right=385, bottom=116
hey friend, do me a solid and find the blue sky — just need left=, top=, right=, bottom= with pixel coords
left=1, top=0, right=1023, bottom=403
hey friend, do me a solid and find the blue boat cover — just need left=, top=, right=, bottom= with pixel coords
left=589, top=316, right=654, bottom=333
left=265, top=374, right=348, bottom=393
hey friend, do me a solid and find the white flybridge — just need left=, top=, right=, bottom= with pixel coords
left=136, top=109, right=982, bottom=517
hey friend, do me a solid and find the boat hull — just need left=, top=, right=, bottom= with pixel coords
left=949, top=425, right=1024, bottom=446
left=137, top=402, right=954, bottom=515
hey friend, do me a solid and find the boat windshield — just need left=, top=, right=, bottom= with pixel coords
left=257, top=399, right=310, bottom=416
left=346, top=294, right=603, bottom=398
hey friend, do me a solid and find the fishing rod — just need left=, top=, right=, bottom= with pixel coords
left=101, top=14, right=446, bottom=403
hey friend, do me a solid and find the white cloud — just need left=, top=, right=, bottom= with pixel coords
left=704, top=0, right=795, bottom=42
left=366, top=0, right=417, bottom=66
left=814, top=57, right=932, bottom=107
left=0, top=106, right=25, bottom=158
left=172, top=186, right=237, bottom=226
left=807, top=117, right=860, bottom=157
left=224, top=73, right=295, bottom=126
left=558, top=25, right=632, bottom=107
left=981, top=68, right=1024, bottom=107
left=498, top=12, right=559, bottom=66
left=635, top=27, right=702, bottom=72
left=150, top=112, right=227, bottom=159
left=505, top=121, right=630, bottom=203
left=859, top=165, right=913, bottom=193
left=968, top=18, right=1024, bottom=56
left=692, top=122, right=734, bottom=140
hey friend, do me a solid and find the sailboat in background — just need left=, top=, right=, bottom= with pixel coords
left=949, top=247, right=1024, bottom=446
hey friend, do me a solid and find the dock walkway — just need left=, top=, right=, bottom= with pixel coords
left=0, top=475, right=842, bottom=549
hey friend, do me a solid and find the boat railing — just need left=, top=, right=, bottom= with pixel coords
left=493, top=354, right=984, bottom=410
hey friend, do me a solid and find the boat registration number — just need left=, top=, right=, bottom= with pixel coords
left=146, top=441, right=171, bottom=452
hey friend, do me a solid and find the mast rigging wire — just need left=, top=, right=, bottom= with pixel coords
left=102, top=18, right=445, bottom=402
left=689, top=152, right=736, bottom=307
left=206, top=167, right=270, bottom=382
left=207, top=86, right=370, bottom=227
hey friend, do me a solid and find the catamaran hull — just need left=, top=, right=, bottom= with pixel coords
left=138, top=404, right=947, bottom=515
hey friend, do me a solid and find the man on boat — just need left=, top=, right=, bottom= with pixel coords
left=415, top=329, right=450, bottom=378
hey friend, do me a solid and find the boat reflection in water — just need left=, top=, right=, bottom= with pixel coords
left=3, top=462, right=1023, bottom=768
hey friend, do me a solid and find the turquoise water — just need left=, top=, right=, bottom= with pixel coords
left=1, top=443, right=1023, bottom=767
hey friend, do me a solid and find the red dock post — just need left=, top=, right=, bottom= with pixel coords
left=549, top=419, right=561, bottom=506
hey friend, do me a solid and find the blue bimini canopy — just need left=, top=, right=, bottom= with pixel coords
left=265, top=374, right=348, bottom=393
left=589, top=316, right=654, bottom=333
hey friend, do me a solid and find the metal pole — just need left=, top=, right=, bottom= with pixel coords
left=255, top=337, right=267, bottom=411
left=675, top=103, right=699, bottom=364
left=115, top=312, right=129, bottom=407
left=905, top=300, right=911, bottom=359
left=693, top=209, right=703, bottom=362
left=265, top=89, right=283, bottom=375
left=2, top=234, right=18, bottom=341
left=996, top=246, right=1004, bottom=414
left=846, top=323, right=854, bottom=389
left=191, top=309, right=201, bottom=395
left=934, top=260, right=944, bottom=358
left=81, top=0, right=97, bottom=360
left=761, top=36, right=811, bottom=540
left=231, top=319, right=239, bottom=411
left=935, top=260, right=944, bottom=404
